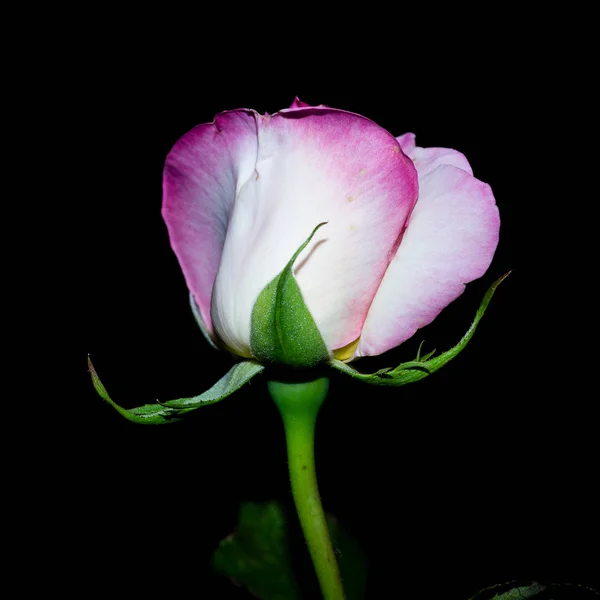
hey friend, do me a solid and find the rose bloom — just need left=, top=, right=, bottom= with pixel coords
left=162, top=98, right=499, bottom=364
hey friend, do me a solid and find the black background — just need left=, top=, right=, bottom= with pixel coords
left=67, top=22, right=596, bottom=599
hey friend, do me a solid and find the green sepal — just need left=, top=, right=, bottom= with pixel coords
left=88, top=356, right=264, bottom=424
left=250, top=223, right=330, bottom=368
left=212, top=500, right=367, bottom=600
left=330, top=272, right=510, bottom=386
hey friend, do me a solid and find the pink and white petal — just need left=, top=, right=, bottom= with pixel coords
left=397, top=132, right=473, bottom=176
left=211, top=107, right=418, bottom=356
left=162, top=109, right=258, bottom=339
left=356, top=164, right=500, bottom=358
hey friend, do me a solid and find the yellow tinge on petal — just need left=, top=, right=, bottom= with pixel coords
left=333, top=338, right=360, bottom=361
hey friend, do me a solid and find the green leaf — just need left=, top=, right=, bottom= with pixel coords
left=250, top=223, right=330, bottom=368
left=327, top=514, right=368, bottom=600
left=469, top=581, right=599, bottom=600
left=469, top=582, right=546, bottom=600
left=88, top=357, right=264, bottom=424
left=212, top=501, right=368, bottom=600
left=330, top=272, right=509, bottom=386
left=212, top=501, right=302, bottom=600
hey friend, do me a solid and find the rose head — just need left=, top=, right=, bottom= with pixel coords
left=162, top=98, right=500, bottom=368
left=90, top=98, right=504, bottom=424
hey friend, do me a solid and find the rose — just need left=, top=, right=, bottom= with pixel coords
left=162, top=98, right=499, bottom=368
left=88, top=97, right=503, bottom=600
left=90, top=97, right=502, bottom=420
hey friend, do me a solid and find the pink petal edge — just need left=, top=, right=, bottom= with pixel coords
left=289, top=96, right=312, bottom=108
left=161, top=109, right=259, bottom=338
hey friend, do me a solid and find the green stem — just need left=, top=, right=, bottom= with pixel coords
left=268, top=377, right=346, bottom=600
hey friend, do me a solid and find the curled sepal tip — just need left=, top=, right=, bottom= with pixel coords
left=88, top=356, right=264, bottom=424
left=331, top=272, right=510, bottom=386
